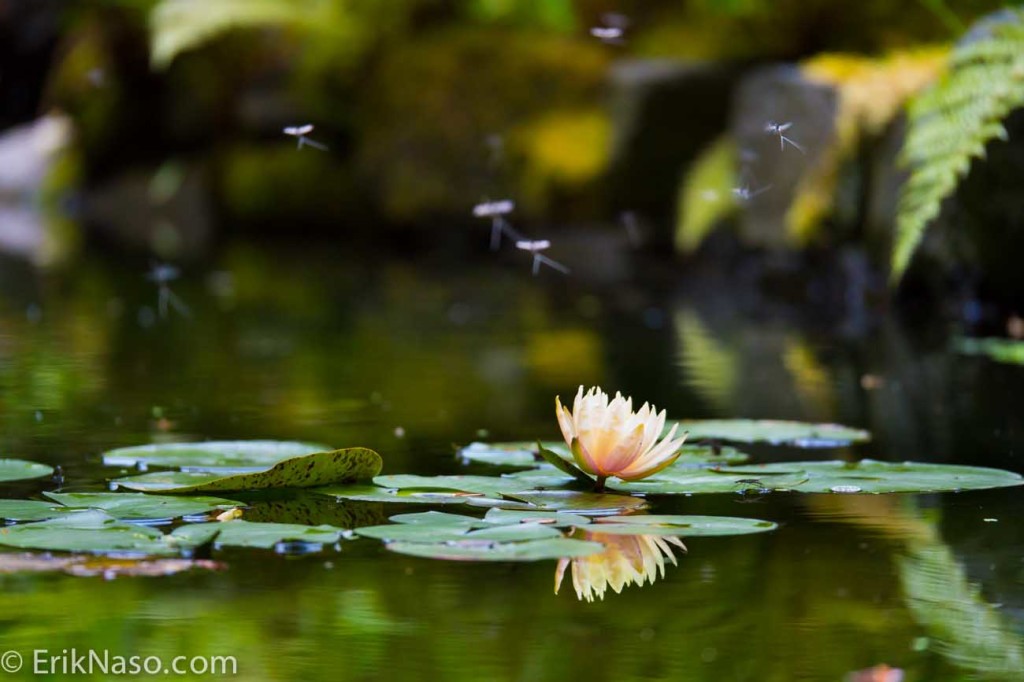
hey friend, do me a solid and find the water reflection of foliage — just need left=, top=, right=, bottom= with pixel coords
left=808, top=494, right=1024, bottom=681
left=673, top=308, right=837, bottom=422
left=899, top=540, right=1024, bottom=679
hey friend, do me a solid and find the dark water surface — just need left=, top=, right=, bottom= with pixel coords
left=0, top=242, right=1022, bottom=681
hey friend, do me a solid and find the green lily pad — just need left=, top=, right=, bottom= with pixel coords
left=467, top=491, right=648, bottom=515
left=314, top=484, right=473, bottom=505
left=727, top=460, right=1024, bottom=494
left=170, top=521, right=346, bottom=549
left=356, top=521, right=561, bottom=544
left=957, top=337, right=1024, bottom=366
left=608, top=460, right=1023, bottom=495
left=111, top=448, right=383, bottom=494
left=0, top=511, right=176, bottom=555
left=672, top=419, right=870, bottom=447
left=102, top=440, right=331, bottom=471
left=373, top=475, right=536, bottom=497
left=43, top=492, right=240, bottom=520
left=482, top=508, right=593, bottom=527
left=458, top=442, right=749, bottom=468
left=356, top=524, right=474, bottom=543
left=611, top=468, right=810, bottom=495
left=385, top=537, right=606, bottom=562
left=0, top=459, right=54, bottom=483
left=457, top=442, right=549, bottom=467
left=0, top=499, right=75, bottom=522
left=388, top=511, right=489, bottom=528
left=589, top=515, right=777, bottom=536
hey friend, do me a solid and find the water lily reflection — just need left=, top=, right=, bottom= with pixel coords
left=554, top=531, right=686, bottom=602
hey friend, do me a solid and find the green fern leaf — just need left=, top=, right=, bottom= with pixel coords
left=892, top=11, right=1024, bottom=282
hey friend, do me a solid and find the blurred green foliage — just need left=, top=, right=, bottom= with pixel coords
left=892, top=9, right=1024, bottom=282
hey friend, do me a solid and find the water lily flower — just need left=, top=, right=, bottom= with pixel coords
left=555, top=386, right=687, bottom=490
left=555, top=531, right=686, bottom=602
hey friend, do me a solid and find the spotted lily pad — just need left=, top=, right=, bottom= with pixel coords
left=458, top=442, right=749, bottom=468
left=385, top=537, right=605, bottom=562
left=589, top=515, right=777, bottom=536
left=102, top=440, right=331, bottom=472
left=672, top=419, right=870, bottom=447
left=111, top=448, right=383, bottom=494
left=0, top=459, right=54, bottom=483
left=0, top=511, right=177, bottom=555
left=43, top=492, right=240, bottom=520
left=170, top=520, right=346, bottom=549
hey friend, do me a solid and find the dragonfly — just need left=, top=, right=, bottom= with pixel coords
left=473, top=200, right=519, bottom=250
left=590, top=12, right=629, bottom=45
left=146, top=262, right=190, bottom=319
left=764, top=121, right=804, bottom=153
left=515, top=240, right=570, bottom=276
left=283, top=124, right=328, bottom=151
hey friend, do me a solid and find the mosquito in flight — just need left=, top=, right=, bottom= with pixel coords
left=731, top=183, right=772, bottom=204
left=590, top=13, right=629, bottom=45
left=146, top=262, right=190, bottom=319
left=515, top=240, right=570, bottom=276
left=473, top=200, right=518, bottom=250
left=283, top=124, right=328, bottom=151
left=764, top=121, right=804, bottom=153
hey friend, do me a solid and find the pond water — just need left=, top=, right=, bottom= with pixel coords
left=0, top=241, right=1022, bottom=681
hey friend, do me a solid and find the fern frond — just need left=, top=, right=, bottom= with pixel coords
left=892, top=10, right=1024, bottom=283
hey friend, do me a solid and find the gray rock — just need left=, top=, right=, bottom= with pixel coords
left=607, top=59, right=740, bottom=241
left=729, top=65, right=838, bottom=250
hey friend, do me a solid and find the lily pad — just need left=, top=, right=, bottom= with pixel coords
left=607, top=461, right=1023, bottom=495
left=111, top=448, right=382, bottom=494
left=385, top=537, right=606, bottom=562
left=170, top=520, right=346, bottom=549
left=672, top=419, right=870, bottom=447
left=0, top=459, right=54, bottom=483
left=373, top=474, right=536, bottom=497
left=43, top=492, right=240, bottom=520
left=467, top=491, right=648, bottom=515
left=388, top=511, right=489, bottom=528
left=356, top=521, right=561, bottom=544
left=458, top=442, right=749, bottom=468
left=590, top=515, right=778, bottom=537
left=102, top=440, right=331, bottom=472
left=610, top=468, right=810, bottom=495
left=726, top=461, right=1024, bottom=494
left=0, top=499, right=74, bottom=522
left=482, top=508, right=593, bottom=527
left=0, top=553, right=225, bottom=577
left=0, top=511, right=176, bottom=555
left=315, top=484, right=473, bottom=505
